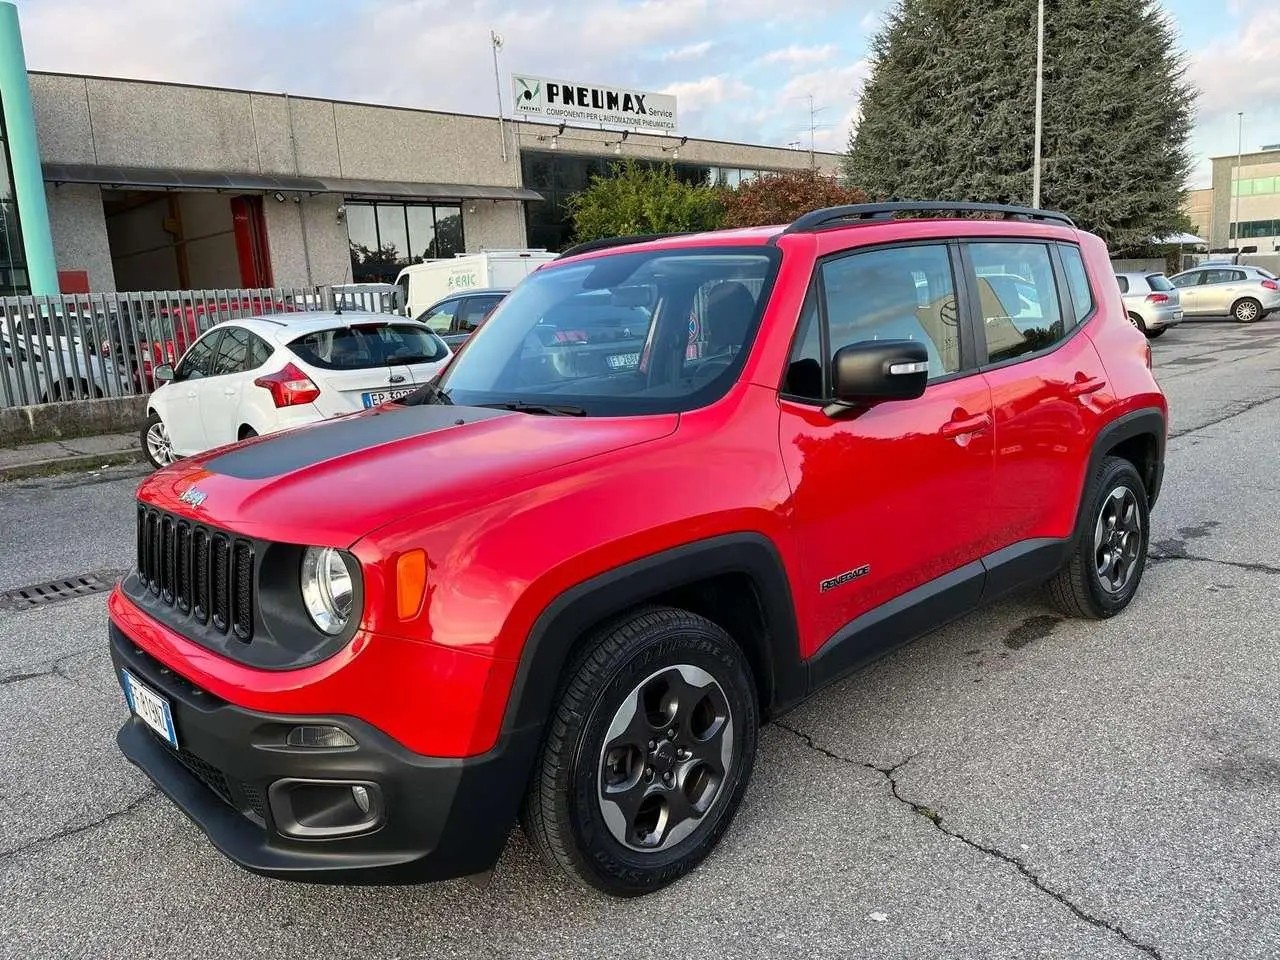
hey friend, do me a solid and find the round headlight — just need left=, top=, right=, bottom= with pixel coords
left=300, top=546, right=355, bottom=635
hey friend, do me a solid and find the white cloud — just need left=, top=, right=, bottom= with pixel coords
left=757, top=44, right=836, bottom=66
left=662, top=41, right=713, bottom=62
left=660, top=76, right=754, bottom=111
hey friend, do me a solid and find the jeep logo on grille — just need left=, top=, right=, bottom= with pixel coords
left=179, top=486, right=208, bottom=508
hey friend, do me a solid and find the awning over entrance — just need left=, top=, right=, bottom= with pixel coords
left=41, top=163, right=542, bottom=202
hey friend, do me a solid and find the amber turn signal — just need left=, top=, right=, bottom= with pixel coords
left=396, top=549, right=428, bottom=620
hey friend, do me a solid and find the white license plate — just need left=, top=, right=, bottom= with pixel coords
left=121, top=669, right=178, bottom=749
left=362, top=386, right=415, bottom=408
left=606, top=353, right=640, bottom=369
left=1171, top=311, right=1183, bottom=320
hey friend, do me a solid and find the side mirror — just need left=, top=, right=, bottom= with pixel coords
left=827, top=340, right=929, bottom=416
left=154, top=364, right=175, bottom=384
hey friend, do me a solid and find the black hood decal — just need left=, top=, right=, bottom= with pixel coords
left=204, top=404, right=513, bottom=481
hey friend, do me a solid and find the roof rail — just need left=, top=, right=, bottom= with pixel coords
left=782, top=201, right=1075, bottom=235
left=555, top=233, right=690, bottom=259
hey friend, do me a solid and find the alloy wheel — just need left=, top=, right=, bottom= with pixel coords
left=146, top=420, right=174, bottom=466
left=1236, top=300, right=1260, bottom=322
left=1093, top=485, right=1143, bottom=594
left=598, top=664, right=733, bottom=852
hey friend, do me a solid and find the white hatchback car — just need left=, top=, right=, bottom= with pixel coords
left=141, top=312, right=453, bottom=468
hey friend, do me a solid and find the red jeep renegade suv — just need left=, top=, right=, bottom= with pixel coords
left=109, top=202, right=1167, bottom=896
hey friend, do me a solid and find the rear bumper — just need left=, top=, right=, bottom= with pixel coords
left=1143, top=305, right=1184, bottom=329
left=109, top=621, right=537, bottom=884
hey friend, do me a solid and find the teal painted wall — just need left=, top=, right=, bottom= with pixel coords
left=0, top=1, right=58, bottom=295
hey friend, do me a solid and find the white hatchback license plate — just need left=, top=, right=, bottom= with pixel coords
left=1171, top=310, right=1183, bottom=320
left=121, top=669, right=178, bottom=749
left=606, top=353, right=640, bottom=369
left=362, top=387, right=415, bottom=408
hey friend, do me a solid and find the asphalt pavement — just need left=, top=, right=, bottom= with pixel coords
left=2, top=317, right=1279, bottom=960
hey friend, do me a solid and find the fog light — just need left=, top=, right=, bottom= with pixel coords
left=351, top=785, right=371, bottom=814
left=286, top=725, right=357, bottom=749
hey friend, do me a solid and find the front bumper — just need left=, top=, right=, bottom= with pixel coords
left=109, top=622, right=537, bottom=884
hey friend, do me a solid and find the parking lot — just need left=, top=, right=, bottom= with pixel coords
left=1, top=317, right=1278, bottom=960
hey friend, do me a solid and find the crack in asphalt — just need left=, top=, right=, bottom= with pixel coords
left=774, top=721, right=1164, bottom=960
left=0, top=649, right=98, bottom=689
left=0, top=788, right=159, bottom=862
left=1147, top=550, right=1280, bottom=576
left=1169, top=390, right=1280, bottom=438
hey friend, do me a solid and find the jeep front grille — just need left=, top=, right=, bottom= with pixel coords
left=136, top=505, right=254, bottom=641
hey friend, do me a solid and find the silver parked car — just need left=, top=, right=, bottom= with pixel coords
left=1168, top=264, right=1280, bottom=322
left=1115, top=272, right=1183, bottom=338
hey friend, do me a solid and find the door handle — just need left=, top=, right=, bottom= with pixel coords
left=941, top=413, right=991, bottom=438
left=223, top=387, right=238, bottom=398
left=186, top=390, right=197, bottom=399
left=1067, top=376, right=1106, bottom=397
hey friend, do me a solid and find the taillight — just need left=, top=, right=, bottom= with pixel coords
left=1262, top=279, right=1278, bottom=291
left=1143, top=342, right=1152, bottom=369
left=254, top=362, right=321, bottom=407
left=1145, top=293, right=1170, bottom=304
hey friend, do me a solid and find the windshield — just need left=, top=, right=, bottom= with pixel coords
left=433, top=247, right=779, bottom=415
left=290, top=323, right=449, bottom=370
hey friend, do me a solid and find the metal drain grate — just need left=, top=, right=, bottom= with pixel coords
left=0, top=570, right=126, bottom=611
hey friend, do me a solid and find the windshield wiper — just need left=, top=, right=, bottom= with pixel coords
left=479, top=400, right=588, bottom=417
left=401, top=380, right=453, bottom=406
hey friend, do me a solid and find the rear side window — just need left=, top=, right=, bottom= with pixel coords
left=1116, top=275, right=1130, bottom=294
left=290, top=324, right=449, bottom=370
left=1058, top=245, right=1094, bottom=324
left=1146, top=274, right=1175, bottom=292
left=969, top=242, right=1065, bottom=364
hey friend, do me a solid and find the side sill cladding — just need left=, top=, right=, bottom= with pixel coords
left=500, top=533, right=807, bottom=742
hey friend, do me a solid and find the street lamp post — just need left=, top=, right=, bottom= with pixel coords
left=1032, top=0, right=1044, bottom=209
left=1233, top=111, right=1244, bottom=252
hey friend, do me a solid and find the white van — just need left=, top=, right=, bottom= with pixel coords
left=395, top=250, right=558, bottom=320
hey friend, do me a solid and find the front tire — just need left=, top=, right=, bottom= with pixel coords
left=141, top=412, right=176, bottom=469
left=1049, top=456, right=1149, bottom=619
left=521, top=606, right=759, bottom=897
left=1233, top=298, right=1262, bottom=323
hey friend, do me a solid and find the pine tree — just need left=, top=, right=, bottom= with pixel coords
left=844, top=0, right=1196, bottom=254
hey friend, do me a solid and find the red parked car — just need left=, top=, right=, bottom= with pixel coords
left=109, top=202, right=1167, bottom=896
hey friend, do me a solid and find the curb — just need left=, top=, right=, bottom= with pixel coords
left=0, top=449, right=146, bottom=482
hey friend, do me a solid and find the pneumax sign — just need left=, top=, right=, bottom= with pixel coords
left=512, top=75, right=677, bottom=133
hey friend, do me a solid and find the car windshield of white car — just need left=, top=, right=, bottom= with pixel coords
left=435, top=247, right=781, bottom=417
left=289, top=323, right=449, bottom=370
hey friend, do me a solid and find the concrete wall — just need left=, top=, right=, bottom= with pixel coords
left=463, top=200, right=528, bottom=252
left=263, top=193, right=352, bottom=288
left=43, top=183, right=114, bottom=291
left=511, top=122, right=839, bottom=176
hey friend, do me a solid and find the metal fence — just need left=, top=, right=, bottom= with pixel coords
left=0, top=285, right=401, bottom=408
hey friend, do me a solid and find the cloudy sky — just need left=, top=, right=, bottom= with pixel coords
left=10, top=0, right=1276, bottom=187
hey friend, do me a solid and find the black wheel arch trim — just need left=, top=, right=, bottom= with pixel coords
left=1080, top=407, right=1167, bottom=519
left=499, top=533, right=807, bottom=746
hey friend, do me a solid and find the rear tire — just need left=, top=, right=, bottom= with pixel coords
left=1233, top=298, right=1262, bottom=323
left=1049, top=456, right=1149, bottom=619
left=521, top=606, right=758, bottom=897
left=1127, top=313, right=1148, bottom=334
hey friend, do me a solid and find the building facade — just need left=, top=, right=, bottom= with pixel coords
left=1196, top=146, right=1280, bottom=253
left=0, top=6, right=840, bottom=296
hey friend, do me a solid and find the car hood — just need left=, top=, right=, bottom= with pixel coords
left=137, top=403, right=678, bottom=544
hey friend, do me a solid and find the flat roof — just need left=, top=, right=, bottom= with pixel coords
left=28, top=70, right=845, bottom=160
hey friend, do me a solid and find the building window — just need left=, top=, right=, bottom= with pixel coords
left=345, top=201, right=463, bottom=283
left=0, top=108, right=30, bottom=297
left=520, top=149, right=784, bottom=252
left=1232, top=176, right=1280, bottom=198
left=1230, top=219, right=1280, bottom=240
